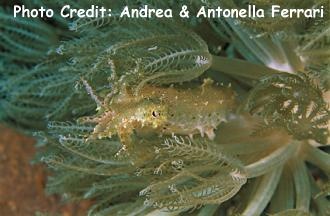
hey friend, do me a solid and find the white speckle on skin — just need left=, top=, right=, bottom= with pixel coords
left=196, top=126, right=205, bottom=137
left=205, top=128, right=215, bottom=140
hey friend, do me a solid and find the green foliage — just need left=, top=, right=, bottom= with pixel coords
left=244, top=72, right=329, bottom=144
left=68, top=19, right=212, bottom=95
left=0, top=9, right=58, bottom=63
left=0, top=19, right=213, bottom=128
left=293, top=2, right=330, bottom=90
left=140, top=136, right=246, bottom=210
left=0, top=1, right=329, bottom=215
left=0, top=60, right=98, bottom=128
left=208, top=0, right=329, bottom=33
left=315, top=181, right=330, bottom=198
left=206, top=0, right=300, bottom=32
left=306, top=64, right=330, bottom=91
left=106, top=22, right=212, bottom=94
left=270, top=209, right=312, bottom=216
left=39, top=118, right=247, bottom=214
left=208, top=0, right=330, bottom=84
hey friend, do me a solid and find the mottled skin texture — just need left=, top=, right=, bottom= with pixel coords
left=139, top=79, right=236, bottom=139
left=81, top=79, right=236, bottom=154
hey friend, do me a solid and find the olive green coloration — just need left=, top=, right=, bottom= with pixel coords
left=0, top=0, right=329, bottom=215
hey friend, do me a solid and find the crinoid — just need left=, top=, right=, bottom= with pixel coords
left=244, top=72, right=329, bottom=144
left=0, top=0, right=329, bottom=215
left=139, top=135, right=247, bottom=211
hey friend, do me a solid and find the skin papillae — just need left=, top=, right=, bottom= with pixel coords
left=79, top=79, right=236, bottom=156
left=0, top=0, right=329, bottom=215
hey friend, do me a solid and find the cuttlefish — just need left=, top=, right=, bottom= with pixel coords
left=80, top=78, right=236, bottom=154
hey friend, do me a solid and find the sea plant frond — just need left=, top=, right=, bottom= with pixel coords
left=240, top=167, right=283, bottom=216
left=314, top=181, right=330, bottom=198
left=206, top=0, right=308, bottom=32
left=270, top=209, right=312, bottom=216
left=105, top=21, right=212, bottom=94
left=244, top=72, right=330, bottom=144
left=1, top=1, right=330, bottom=215
left=0, top=8, right=58, bottom=63
left=139, top=135, right=247, bottom=211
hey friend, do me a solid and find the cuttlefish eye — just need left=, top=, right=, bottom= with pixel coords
left=152, top=110, right=160, bottom=118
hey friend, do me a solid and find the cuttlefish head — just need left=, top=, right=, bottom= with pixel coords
left=137, top=100, right=169, bottom=129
